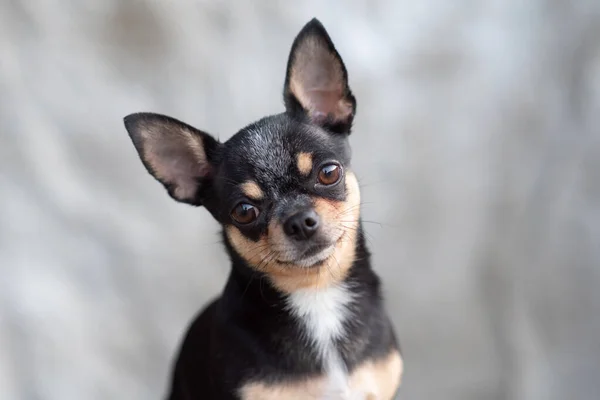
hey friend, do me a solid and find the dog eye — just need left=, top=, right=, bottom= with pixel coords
left=231, top=203, right=259, bottom=224
left=317, top=164, right=341, bottom=186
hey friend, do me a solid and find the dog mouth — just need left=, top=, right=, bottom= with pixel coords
left=276, top=235, right=343, bottom=268
left=301, top=242, right=333, bottom=258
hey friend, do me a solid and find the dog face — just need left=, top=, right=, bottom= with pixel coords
left=124, top=19, right=361, bottom=292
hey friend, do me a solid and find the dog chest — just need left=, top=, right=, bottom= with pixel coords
left=238, top=284, right=403, bottom=399
left=238, top=349, right=403, bottom=399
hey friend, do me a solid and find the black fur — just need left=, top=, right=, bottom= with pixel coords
left=123, top=18, right=400, bottom=400
left=168, top=234, right=398, bottom=399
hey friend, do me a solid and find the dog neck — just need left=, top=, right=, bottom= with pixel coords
left=220, top=226, right=387, bottom=385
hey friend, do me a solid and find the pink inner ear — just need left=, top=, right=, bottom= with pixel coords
left=305, top=88, right=353, bottom=123
left=144, top=131, right=211, bottom=201
left=289, top=37, right=353, bottom=124
left=163, top=156, right=210, bottom=200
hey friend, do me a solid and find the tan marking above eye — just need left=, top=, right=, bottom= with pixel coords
left=225, top=172, right=361, bottom=294
left=296, top=152, right=313, bottom=176
left=240, top=181, right=264, bottom=200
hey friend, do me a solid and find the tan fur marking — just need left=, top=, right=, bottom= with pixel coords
left=239, top=376, right=326, bottom=400
left=241, top=181, right=264, bottom=200
left=225, top=172, right=361, bottom=293
left=348, top=350, right=403, bottom=400
left=239, top=349, right=403, bottom=399
left=296, top=152, right=313, bottom=175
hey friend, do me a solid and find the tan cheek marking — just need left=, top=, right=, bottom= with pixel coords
left=240, top=181, right=264, bottom=200
left=226, top=224, right=301, bottom=286
left=226, top=172, right=361, bottom=294
left=296, top=152, right=313, bottom=176
left=239, top=376, right=326, bottom=400
left=269, top=171, right=361, bottom=292
left=226, top=226, right=271, bottom=268
left=311, top=171, right=361, bottom=279
left=348, top=350, right=403, bottom=400
left=226, top=221, right=348, bottom=294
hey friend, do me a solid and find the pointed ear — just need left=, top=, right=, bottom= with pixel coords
left=283, top=18, right=356, bottom=134
left=123, top=113, right=221, bottom=206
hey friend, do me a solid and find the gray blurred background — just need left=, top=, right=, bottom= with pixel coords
left=1, top=1, right=599, bottom=399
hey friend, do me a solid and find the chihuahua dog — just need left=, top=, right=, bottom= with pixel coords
left=124, top=18, right=402, bottom=400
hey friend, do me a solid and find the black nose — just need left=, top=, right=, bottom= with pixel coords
left=283, top=210, right=320, bottom=240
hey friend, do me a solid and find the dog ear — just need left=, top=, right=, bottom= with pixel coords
left=283, top=18, right=356, bottom=134
left=123, top=113, right=221, bottom=206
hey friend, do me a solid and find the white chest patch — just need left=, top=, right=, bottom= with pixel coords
left=286, top=284, right=357, bottom=399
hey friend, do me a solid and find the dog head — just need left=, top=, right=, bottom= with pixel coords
left=124, top=19, right=361, bottom=293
